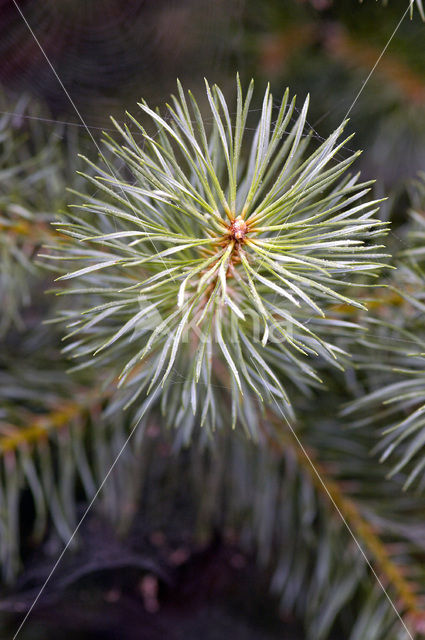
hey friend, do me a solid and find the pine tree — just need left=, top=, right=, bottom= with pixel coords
left=2, top=2, right=425, bottom=639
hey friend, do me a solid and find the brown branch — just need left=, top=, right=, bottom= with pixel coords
left=0, top=403, right=79, bottom=454
left=0, top=218, right=50, bottom=240
left=0, top=393, right=103, bottom=455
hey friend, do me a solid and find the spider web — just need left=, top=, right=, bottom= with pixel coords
left=0, top=1, right=422, bottom=638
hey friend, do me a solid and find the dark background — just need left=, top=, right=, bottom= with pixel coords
left=1, top=0, right=425, bottom=190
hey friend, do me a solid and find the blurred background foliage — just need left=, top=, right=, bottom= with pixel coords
left=1, top=1, right=425, bottom=639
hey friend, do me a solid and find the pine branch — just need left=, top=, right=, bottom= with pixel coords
left=0, top=387, right=147, bottom=582
left=0, top=89, right=87, bottom=335
left=49, top=77, right=388, bottom=437
left=129, top=411, right=424, bottom=639
left=2, top=324, right=424, bottom=637
left=263, top=414, right=425, bottom=633
left=345, top=175, right=425, bottom=490
left=0, top=323, right=142, bottom=582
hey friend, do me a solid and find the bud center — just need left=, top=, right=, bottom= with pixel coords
left=229, top=216, right=248, bottom=242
